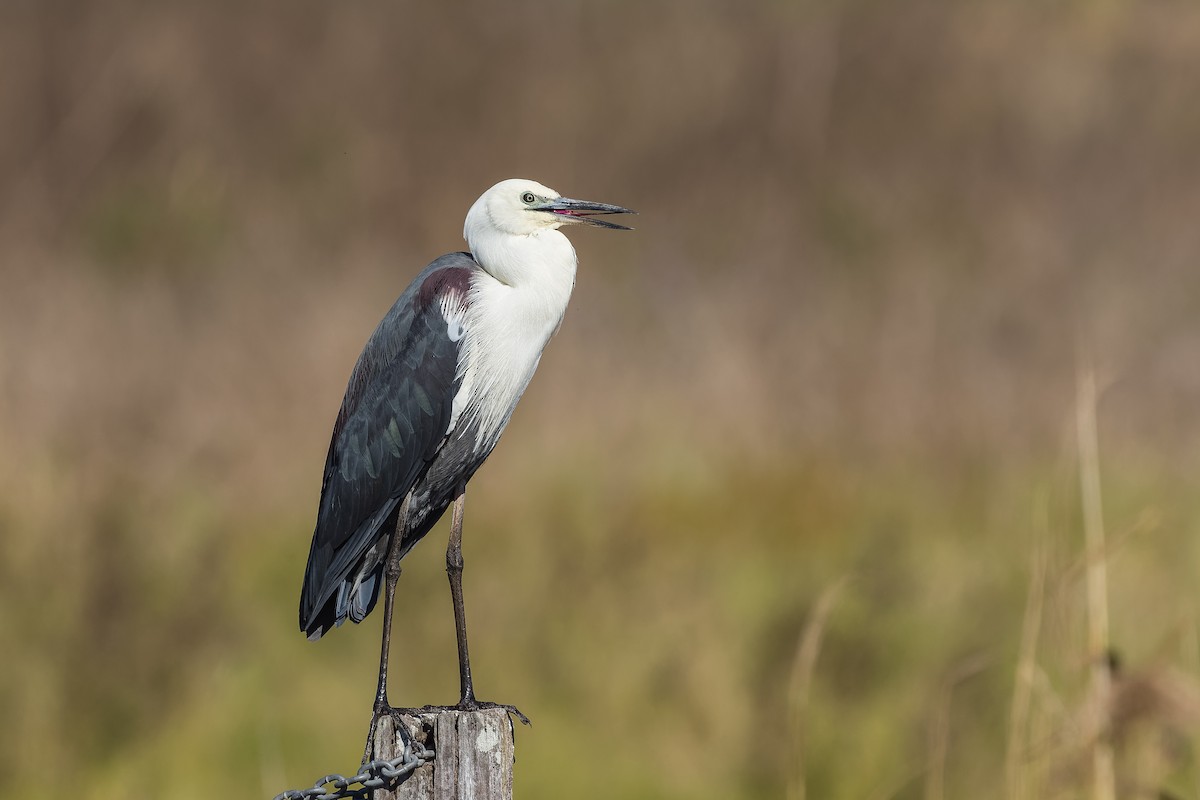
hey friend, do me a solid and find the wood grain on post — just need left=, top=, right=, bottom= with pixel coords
left=372, top=708, right=515, bottom=800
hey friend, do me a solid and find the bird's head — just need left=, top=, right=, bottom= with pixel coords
left=464, top=179, right=636, bottom=243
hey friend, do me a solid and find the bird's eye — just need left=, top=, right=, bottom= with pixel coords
left=521, top=192, right=536, bottom=204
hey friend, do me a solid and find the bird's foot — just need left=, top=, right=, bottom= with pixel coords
left=362, top=701, right=419, bottom=766
left=458, top=698, right=532, bottom=727
left=404, top=699, right=531, bottom=727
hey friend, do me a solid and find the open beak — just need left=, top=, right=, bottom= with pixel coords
left=538, top=197, right=637, bottom=230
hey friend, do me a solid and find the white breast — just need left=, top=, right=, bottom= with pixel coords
left=449, top=230, right=578, bottom=448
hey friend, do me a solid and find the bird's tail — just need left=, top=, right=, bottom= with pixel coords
left=303, top=561, right=384, bottom=641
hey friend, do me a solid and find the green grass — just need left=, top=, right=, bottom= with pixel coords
left=6, top=433, right=1198, bottom=799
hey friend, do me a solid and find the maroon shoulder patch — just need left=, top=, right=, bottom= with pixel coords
left=416, top=266, right=473, bottom=310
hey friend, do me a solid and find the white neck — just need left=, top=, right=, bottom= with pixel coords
left=468, top=226, right=578, bottom=291
left=453, top=227, right=577, bottom=445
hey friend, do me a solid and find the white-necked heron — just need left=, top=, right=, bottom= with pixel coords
left=298, top=178, right=634, bottom=751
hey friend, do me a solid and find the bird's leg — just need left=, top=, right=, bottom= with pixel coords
left=363, top=493, right=413, bottom=764
left=445, top=485, right=530, bottom=725
left=446, top=486, right=475, bottom=705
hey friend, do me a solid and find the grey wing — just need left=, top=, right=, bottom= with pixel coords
left=300, top=253, right=476, bottom=639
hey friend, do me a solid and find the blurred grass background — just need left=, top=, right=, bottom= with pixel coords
left=3, top=1, right=1200, bottom=798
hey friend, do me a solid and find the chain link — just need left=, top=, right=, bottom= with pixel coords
left=273, top=737, right=434, bottom=800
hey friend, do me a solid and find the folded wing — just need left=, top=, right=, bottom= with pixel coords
left=299, top=254, right=476, bottom=638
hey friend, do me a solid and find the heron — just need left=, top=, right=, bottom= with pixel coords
left=298, top=178, right=634, bottom=751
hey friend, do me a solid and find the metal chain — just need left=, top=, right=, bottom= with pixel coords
left=273, top=737, right=434, bottom=800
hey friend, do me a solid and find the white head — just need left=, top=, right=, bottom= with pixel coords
left=463, top=178, right=634, bottom=253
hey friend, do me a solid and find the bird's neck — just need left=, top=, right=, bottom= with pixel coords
left=456, top=228, right=578, bottom=443
left=470, top=228, right=578, bottom=296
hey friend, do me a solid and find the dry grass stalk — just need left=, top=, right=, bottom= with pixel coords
left=787, top=577, right=847, bottom=800
left=1183, top=612, right=1200, bottom=800
left=1076, top=365, right=1115, bottom=800
left=925, top=652, right=990, bottom=800
left=1006, top=492, right=1050, bottom=800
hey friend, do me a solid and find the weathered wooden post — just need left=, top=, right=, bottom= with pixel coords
left=373, top=709, right=515, bottom=800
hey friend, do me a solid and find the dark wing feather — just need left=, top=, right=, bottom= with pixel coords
left=299, top=253, right=476, bottom=637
